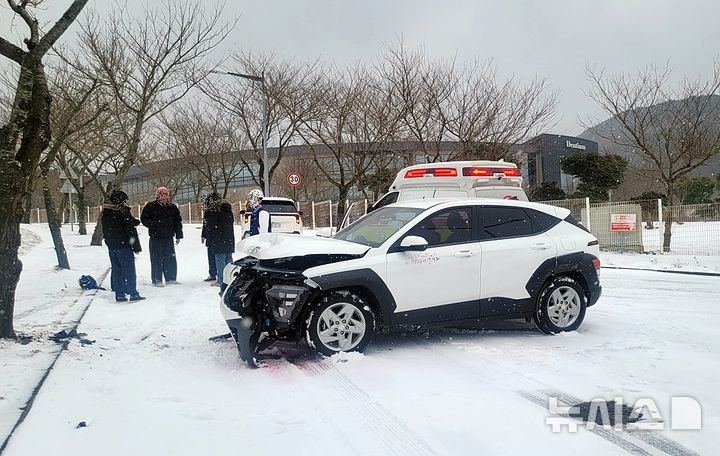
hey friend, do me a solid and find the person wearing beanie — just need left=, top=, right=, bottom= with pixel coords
left=101, top=190, right=145, bottom=302
left=140, top=186, right=184, bottom=286
left=204, top=196, right=235, bottom=287
left=201, top=192, right=222, bottom=282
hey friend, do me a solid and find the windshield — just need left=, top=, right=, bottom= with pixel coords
left=334, top=206, right=423, bottom=247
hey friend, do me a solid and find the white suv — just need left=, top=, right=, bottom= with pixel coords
left=221, top=198, right=601, bottom=366
left=240, top=197, right=303, bottom=237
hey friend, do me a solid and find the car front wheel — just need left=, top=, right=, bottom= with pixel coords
left=306, top=291, right=375, bottom=356
left=534, top=276, right=587, bottom=334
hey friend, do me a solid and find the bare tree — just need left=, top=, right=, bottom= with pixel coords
left=39, top=60, right=103, bottom=268
left=296, top=64, right=401, bottom=226
left=203, top=53, right=324, bottom=192
left=441, top=60, right=557, bottom=161
left=137, top=139, right=199, bottom=203
left=379, top=40, right=453, bottom=163
left=160, top=101, right=246, bottom=198
left=0, top=0, right=90, bottom=339
left=74, top=0, right=233, bottom=244
left=585, top=62, right=720, bottom=251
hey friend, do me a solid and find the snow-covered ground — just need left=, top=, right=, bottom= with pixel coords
left=2, top=223, right=719, bottom=455
left=638, top=221, right=719, bottom=256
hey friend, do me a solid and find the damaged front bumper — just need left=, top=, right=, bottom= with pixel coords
left=219, top=258, right=320, bottom=365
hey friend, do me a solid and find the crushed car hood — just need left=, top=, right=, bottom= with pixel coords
left=236, top=233, right=370, bottom=260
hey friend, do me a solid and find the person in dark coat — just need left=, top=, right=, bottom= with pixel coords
left=205, top=199, right=235, bottom=286
left=101, top=190, right=145, bottom=302
left=201, top=193, right=221, bottom=282
left=141, top=186, right=183, bottom=286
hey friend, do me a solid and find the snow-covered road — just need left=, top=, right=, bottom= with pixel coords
left=2, top=224, right=719, bottom=455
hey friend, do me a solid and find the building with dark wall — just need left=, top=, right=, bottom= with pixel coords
left=516, top=134, right=598, bottom=193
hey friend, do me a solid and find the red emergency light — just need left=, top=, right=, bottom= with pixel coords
left=404, top=168, right=459, bottom=178
left=462, top=167, right=521, bottom=177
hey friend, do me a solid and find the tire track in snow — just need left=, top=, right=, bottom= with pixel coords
left=0, top=268, right=110, bottom=455
left=403, top=334, right=696, bottom=456
left=519, top=391, right=656, bottom=456
left=286, top=355, right=437, bottom=456
left=542, top=389, right=701, bottom=456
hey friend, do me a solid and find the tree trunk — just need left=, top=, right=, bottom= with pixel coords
left=0, top=183, right=24, bottom=340
left=662, top=186, right=676, bottom=252
left=77, top=187, right=87, bottom=235
left=0, top=62, right=51, bottom=339
left=22, top=191, right=33, bottom=223
left=662, top=190, right=675, bottom=253
left=91, top=216, right=104, bottom=246
left=42, top=172, right=70, bottom=269
left=336, top=187, right=349, bottom=231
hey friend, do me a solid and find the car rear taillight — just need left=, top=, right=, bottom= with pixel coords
left=405, top=167, right=458, bottom=178
left=295, top=215, right=301, bottom=224
left=591, top=257, right=601, bottom=271
left=462, top=167, right=520, bottom=177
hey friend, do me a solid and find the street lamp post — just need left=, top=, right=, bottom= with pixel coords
left=211, top=70, right=270, bottom=196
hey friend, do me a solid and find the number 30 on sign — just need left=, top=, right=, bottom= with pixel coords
left=287, top=172, right=302, bottom=187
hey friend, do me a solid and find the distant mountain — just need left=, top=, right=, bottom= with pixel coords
left=577, top=95, right=720, bottom=199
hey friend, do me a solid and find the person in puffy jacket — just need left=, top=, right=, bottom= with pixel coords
left=205, top=199, right=235, bottom=286
left=101, top=190, right=145, bottom=302
left=247, top=188, right=270, bottom=236
left=201, top=192, right=221, bottom=282
left=141, top=187, right=183, bottom=286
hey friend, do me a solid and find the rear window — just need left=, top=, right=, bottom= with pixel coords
left=474, top=188, right=528, bottom=201
left=262, top=201, right=298, bottom=213
left=527, top=209, right=560, bottom=232
left=398, top=189, right=434, bottom=201
left=564, top=214, right=590, bottom=233
left=434, top=189, right=469, bottom=198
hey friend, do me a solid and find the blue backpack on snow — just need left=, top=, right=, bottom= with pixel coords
left=79, top=275, right=105, bottom=291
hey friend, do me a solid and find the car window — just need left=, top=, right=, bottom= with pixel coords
left=262, top=201, right=298, bottom=213
left=474, top=188, right=529, bottom=201
left=407, top=207, right=475, bottom=247
left=527, top=209, right=560, bottom=232
left=480, top=206, right=533, bottom=239
left=373, top=192, right=398, bottom=209
left=334, top=206, right=423, bottom=247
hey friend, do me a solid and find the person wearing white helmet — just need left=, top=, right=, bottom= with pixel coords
left=247, top=188, right=271, bottom=236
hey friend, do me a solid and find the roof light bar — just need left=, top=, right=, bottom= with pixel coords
left=404, top=168, right=458, bottom=178
left=462, top=167, right=521, bottom=177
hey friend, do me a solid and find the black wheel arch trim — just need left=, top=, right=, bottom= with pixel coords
left=525, top=252, right=602, bottom=307
left=308, top=268, right=397, bottom=328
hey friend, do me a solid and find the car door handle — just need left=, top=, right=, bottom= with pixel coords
left=454, top=250, right=476, bottom=258
left=530, top=243, right=552, bottom=250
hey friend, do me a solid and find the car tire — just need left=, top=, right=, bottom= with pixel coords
left=533, top=276, right=587, bottom=334
left=306, top=291, right=375, bottom=357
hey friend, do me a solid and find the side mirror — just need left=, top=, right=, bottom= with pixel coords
left=399, top=235, right=428, bottom=252
left=239, top=210, right=246, bottom=215
left=298, top=211, right=304, bottom=216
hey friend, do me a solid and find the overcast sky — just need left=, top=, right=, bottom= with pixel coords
left=2, top=0, right=719, bottom=135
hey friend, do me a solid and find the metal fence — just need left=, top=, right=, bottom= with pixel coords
left=27, top=198, right=720, bottom=255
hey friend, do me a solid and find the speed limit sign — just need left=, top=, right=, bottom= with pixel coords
left=287, top=172, right=302, bottom=187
